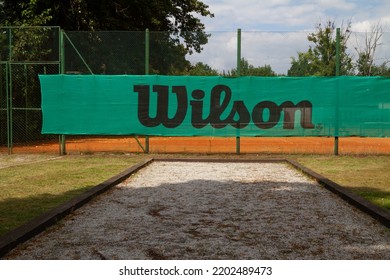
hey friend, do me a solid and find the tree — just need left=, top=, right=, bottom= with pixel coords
left=373, top=63, right=390, bottom=76
left=0, top=0, right=52, bottom=26
left=355, top=22, right=389, bottom=76
left=288, top=20, right=353, bottom=76
left=1, top=0, right=213, bottom=55
left=0, top=0, right=54, bottom=63
left=1, top=0, right=214, bottom=75
left=229, top=58, right=277, bottom=76
left=187, top=62, right=219, bottom=76
left=288, top=52, right=316, bottom=76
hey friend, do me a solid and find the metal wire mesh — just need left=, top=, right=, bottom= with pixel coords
left=0, top=27, right=60, bottom=154
left=10, top=63, right=59, bottom=143
left=65, top=31, right=145, bottom=74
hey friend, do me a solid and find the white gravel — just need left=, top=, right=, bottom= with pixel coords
left=4, top=161, right=390, bottom=260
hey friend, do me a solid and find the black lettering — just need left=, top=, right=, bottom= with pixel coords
left=166, top=86, right=188, bottom=128
left=135, top=84, right=315, bottom=131
left=227, top=100, right=250, bottom=129
left=190, top=89, right=208, bottom=128
left=134, top=85, right=154, bottom=127
left=252, top=101, right=281, bottom=129
left=208, top=85, right=233, bottom=128
left=133, top=85, right=187, bottom=128
left=190, top=85, right=250, bottom=129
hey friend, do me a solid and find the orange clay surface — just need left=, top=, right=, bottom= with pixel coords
left=3, top=137, right=389, bottom=154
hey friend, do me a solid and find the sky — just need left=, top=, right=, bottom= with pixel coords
left=186, top=0, right=390, bottom=74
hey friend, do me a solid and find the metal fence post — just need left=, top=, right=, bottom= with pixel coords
left=145, top=29, right=150, bottom=75
left=144, top=28, right=150, bottom=153
left=236, top=28, right=241, bottom=155
left=334, top=27, right=340, bottom=155
left=5, top=62, right=11, bottom=155
left=7, top=28, right=13, bottom=154
left=59, top=29, right=66, bottom=155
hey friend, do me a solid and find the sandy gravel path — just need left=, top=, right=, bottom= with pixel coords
left=4, top=161, right=390, bottom=259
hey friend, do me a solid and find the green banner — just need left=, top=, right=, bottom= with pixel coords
left=40, top=75, right=390, bottom=137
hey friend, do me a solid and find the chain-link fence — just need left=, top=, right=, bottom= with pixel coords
left=0, top=26, right=60, bottom=154
left=60, top=29, right=390, bottom=77
left=1, top=27, right=389, bottom=154
left=63, top=31, right=195, bottom=75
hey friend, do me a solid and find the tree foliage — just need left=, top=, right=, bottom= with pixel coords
left=1, top=0, right=213, bottom=55
left=187, top=62, right=219, bottom=76
left=288, top=20, right=353, bottom=76
left=354, top=22, right=390, bottom=76
left=0, top=0, right=213, bottom=75
left=0, top=0, right=52, bottom=26
left=288, top=52, right=315, bottom=77
left=229, top=58, right=277, bottom=77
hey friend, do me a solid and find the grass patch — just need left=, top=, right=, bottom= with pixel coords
left=294, top=155, right=390, bottom=211
left=0, top=154, right=58, bottom=169
left=0, top=154, right=146, bottom=236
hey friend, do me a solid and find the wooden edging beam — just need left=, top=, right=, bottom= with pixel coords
left=152, top=157, right=286, bottom=163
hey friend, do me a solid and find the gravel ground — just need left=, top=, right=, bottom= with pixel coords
left=4, top=161, right=390, bottom=260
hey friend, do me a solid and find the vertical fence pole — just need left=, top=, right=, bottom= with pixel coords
left=334, top=27, right=340, bottom=155
left=236, top=28, right=241, bottom=154
left=60, top=29, right=65, bottom=74
left=59, top=29, right=66, bottom=155
left=144, top=28, right=150, bottom=153
left=145, top=29, right=150, bottom=75
left=7, top=29, right=12, bottom=154
left=0, top=64, right=3, bottom=147
left=24, top=64, right=28, bottom=138
left=8, top=64, right=13, bottom=155
left=5, top=62, right=11, bottom=155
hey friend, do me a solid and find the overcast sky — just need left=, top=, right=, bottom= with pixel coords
left=187, top=0, right=390, bottom=74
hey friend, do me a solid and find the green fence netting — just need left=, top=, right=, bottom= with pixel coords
left=40, top=75, right=390, bottom=137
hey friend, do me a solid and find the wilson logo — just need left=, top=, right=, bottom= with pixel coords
left=134, top=84, right=314, bottom=130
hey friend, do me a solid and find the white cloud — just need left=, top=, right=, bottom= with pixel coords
left=187, top=31, right=311, bottom=74
left=317, top=0, right=355, bottom=10
left=187, top=31, right=238, bottom=71
left=351, top=17, right=390, bottom=32
left=190, top=0, right=390, bottom=74
left=202, top=0, right=320, bottom=31
left=201, top=0, right=386, bottom=31
left=241, top=32, right=310, bottom=72
left=351, top=20, right=373, bottom=32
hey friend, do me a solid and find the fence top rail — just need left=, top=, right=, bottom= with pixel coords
left=0, top=26, right=60, bottom=29
left=0, top=61, right=60, bottom=64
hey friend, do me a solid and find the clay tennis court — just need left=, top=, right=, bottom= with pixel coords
left=5, top=136, right=390, bottom=154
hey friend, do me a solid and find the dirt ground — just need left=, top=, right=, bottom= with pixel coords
left=3, top=136, right=389, bottom=154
